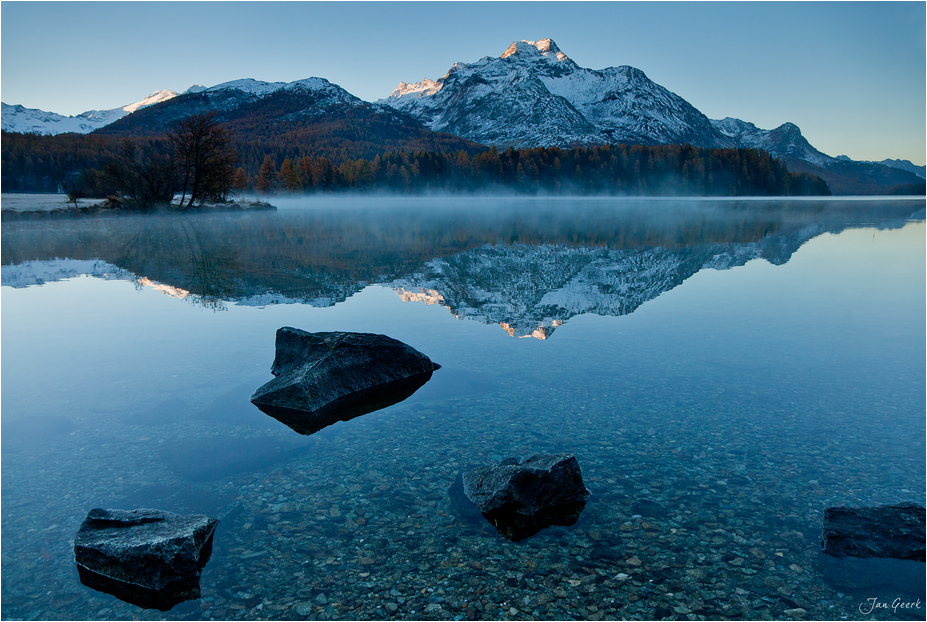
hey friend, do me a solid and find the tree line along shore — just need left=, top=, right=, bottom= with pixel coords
left=2, top=112, right=831, bottom=209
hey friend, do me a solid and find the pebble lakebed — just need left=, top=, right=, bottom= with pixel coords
left=2, top=366, right=923, bottom=622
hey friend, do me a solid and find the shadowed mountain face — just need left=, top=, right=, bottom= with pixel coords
left=2, top=198, right=922, bottom=338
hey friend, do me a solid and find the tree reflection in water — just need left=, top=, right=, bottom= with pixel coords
left=2, top=198, right=922, bottom=332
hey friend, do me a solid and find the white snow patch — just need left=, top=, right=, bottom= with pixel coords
left=2, top=88, right=178, bottom=135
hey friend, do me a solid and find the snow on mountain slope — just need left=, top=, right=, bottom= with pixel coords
left=711, top=117, right=832, bottom=166
left=122, top=90, right=177, bottom=113
left=1, top=77, right=363, bottom=136
left=382, top=42, right=602, bottom=147
left=2, top=90, right=178, bottom=135
left=388, top=78, right=439, bottom=100
left=206, top=76, right=362, bottom=108
left=381, top=38, right=732, bottom=149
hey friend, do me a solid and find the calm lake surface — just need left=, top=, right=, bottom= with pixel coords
left=2, top=195, right=925, bottom=621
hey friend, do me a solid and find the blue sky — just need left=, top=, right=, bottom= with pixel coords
left=2, top=1, right=924, bottom=165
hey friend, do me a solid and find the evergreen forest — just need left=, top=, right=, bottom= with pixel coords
left=1, top=126, right=830, bottom=198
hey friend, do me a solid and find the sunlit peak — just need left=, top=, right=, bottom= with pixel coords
left=501, top=38, right=568, bottom=62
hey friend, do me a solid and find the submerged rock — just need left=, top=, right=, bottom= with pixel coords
left=450, top=470, right=586, bottom=541
left=821, top=503, right=925, bottom=561
left=463, top=454, right=591, bottom=514
left=457, top=454, right=590, bottom=541
left=73, top=508, right=218, bottom=611
left=250, top=328, right=439, bottom=435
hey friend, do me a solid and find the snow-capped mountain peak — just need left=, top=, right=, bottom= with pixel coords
left=381, top=37, right=731, bottom=149
left=1, top=76, right=364, bottom=137
left=501, top=38, right=569, bottom=62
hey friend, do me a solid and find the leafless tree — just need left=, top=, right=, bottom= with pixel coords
left=170, top=112, right=237, bottom=208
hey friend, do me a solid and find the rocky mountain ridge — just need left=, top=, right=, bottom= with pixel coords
left=2, top=38, right=921, bottom=194
left=379, top=39, right=921, bottom=193
left=381, top=38, right=733, bottom=150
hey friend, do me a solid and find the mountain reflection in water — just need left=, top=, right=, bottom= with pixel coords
left=2, top=197, right=922, bottom=338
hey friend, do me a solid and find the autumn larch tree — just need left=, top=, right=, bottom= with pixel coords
left=232, top=167, right=249, bottom=191
left=255, top=155, right=278, bottom=192
left=279, top=157, right=301, bottom=191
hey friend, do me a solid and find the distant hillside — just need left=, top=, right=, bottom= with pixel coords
left=836, top=156, right=925, bottom=180
left=93, top=78, right=484, bottom=177
left=2, top=131, right=125, bottom=193
left=782, top=156, right=924, bottom=195
left=1, top=80, right=483, bottom=192
left=712, top=118, right=924, bottom=195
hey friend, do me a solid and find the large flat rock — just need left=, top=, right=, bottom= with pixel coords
left=73, top=508, right=217, bottom=610
left=250, top=328, right=439, bottom=434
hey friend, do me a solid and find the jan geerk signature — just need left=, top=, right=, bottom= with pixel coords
left=859, top=597, right=923, bottom=615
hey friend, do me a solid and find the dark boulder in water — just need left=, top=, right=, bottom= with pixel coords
left=73, top=508, right=218, bottom=611
left=450, top=469, right=587, bottom=541
left=821, top=503, right=925, bottom=561
left=463, top=453, right=591, bottom=514
left=250, top=328, right=439, bottom=435
left=456, top=454, right=590, bottom=541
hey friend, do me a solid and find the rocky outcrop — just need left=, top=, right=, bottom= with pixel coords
left=250, top=328, right=439, bottom=435
left=821, top=503, right=925, bottom=561
left=73, top=508, right=218, bottom=611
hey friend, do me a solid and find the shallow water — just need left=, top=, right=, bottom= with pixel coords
left=2, top=195, right=925, bottom=620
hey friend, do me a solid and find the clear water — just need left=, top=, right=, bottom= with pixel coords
left=2, top=196, right=925, bottom=621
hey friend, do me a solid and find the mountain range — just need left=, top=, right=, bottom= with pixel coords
left=2, top=38, right=922, bottom=194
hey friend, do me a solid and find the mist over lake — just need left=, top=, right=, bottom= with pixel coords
left=1, top=195, right=924, bottom=620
